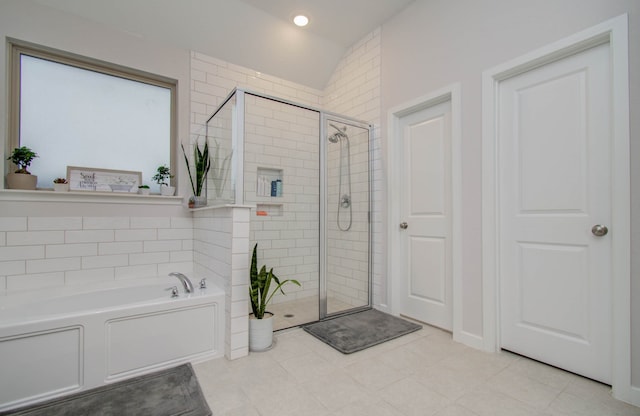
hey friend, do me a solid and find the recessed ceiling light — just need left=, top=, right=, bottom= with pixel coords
left=293, top=15, right=309, bottom=27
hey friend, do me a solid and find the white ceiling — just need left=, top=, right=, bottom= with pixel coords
left=33, top=0, right=415, bottom=89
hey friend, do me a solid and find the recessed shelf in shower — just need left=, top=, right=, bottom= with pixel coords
left=255, top=204, right=283, bottom=216
left=256, top=167, right=283, bottom=197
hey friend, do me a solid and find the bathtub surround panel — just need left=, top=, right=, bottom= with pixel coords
left=0, top=216, right=194, bottom=294
left=106, top=304, right=217, bottom=377
left=0, top=326, right=82, bottom=406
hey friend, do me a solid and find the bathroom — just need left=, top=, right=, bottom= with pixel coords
left=1, top=0, right=639, bottom=413
left=0, top=1, right=384, bottom=407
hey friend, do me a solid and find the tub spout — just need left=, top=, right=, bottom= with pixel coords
left=169, top=272, right=194, bottom=293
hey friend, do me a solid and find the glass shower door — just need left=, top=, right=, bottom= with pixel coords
left=322, top=116, right=372, bottom=317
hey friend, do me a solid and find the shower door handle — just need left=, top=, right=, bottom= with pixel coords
left=399, top=222, right=408, bottom=230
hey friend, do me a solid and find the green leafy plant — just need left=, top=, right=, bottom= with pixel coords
left=138, top=185, right=150, bottom=189
left=152, top=165, right=173, bottom=186
left=53, top=178, right=68, bottom=184
left=7, top=146, right=38, bottom=174
left=250, top=243, right=300, bottom=319
left=181, top=140, right=210, bottom=197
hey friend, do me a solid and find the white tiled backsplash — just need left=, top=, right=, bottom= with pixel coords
left=0, top=216, right=194, bottom=294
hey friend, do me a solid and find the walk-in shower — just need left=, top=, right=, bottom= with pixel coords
left=203, top=89, right=372, bottom=329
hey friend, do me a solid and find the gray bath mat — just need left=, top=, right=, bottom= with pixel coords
left=303, top=308, right=422, bottom=354
left=1, top=363, right=211, bottom=416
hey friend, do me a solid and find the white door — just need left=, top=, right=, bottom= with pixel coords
left=498, top=42, right=612, bottom=383
left=399, top=100, right=453, bottom=330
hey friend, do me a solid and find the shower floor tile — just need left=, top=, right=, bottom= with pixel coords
left=269, top=296, right=358, bottom=330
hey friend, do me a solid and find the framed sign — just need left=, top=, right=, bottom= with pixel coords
left=67, top=166, right=142, bottom=193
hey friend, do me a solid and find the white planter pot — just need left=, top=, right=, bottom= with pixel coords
left=53, top=183, right=69, bottom=192
left=6, top=172, right=37, bottom=190
left=188, top=195, right=207, bottom=208
left=160, top=185, right=175, bottom=196
left=138, top=187, right=150, bottom=195
left=249, top=312, right=274, bottom=352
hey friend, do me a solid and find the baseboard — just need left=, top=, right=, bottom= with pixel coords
left=453, top=329, right=484, bottom=350
left=627, top=385, right=640, bottom=407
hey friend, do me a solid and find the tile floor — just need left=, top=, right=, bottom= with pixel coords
left=194, top=324, right=640, bottom=416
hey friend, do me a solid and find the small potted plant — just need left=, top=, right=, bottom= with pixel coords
left=137, top=185, right=150, bottom=195
left=152, top=165, right=175, bottom=196
left=53, top=177, right=69, bottom=192
left=6, top=146, right=38, bottom=190
left=249, top=243, right=300, bottom=351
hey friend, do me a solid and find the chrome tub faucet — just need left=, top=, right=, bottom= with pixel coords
left=169, top=272, right=194, bottom=293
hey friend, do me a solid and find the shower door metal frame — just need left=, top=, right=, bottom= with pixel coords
left=320, top=113, right=373, bottom=320
left=215, top=88, right=373, bottom=322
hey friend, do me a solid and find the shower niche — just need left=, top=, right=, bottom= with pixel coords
left=204, top=88, right=372, bottom=330
left=256, top=167, right=283, bottom=198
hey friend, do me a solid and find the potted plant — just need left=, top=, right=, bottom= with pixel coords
left=249, top=243, right=300, bottom=351
left=181, top=140, right=210, bottom=208
left=6, top=146, right=38, bottom=190
left=152, top=165, right=175, bottom=196
left=53, top=177, right=69, bottom=192
left=138, top=185, right=150, bottom=195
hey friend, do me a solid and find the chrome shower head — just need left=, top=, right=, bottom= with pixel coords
left=328, top=123, right=347, bottom=143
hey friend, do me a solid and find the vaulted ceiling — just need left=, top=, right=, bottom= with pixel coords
left=33, top=0, right=415, bottom=89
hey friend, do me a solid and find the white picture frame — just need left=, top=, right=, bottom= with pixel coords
left=67, top=166, right=142, bottom=193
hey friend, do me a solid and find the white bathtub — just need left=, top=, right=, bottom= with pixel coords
left=0, top=276, right=225, bottom=411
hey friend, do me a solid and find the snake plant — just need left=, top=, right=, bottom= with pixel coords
left=250, top=243, right=300, bottom=319
left=181, top=141, right=210, bottom=197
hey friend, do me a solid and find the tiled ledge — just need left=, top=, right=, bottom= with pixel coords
left=0, top=189, right=184, bottom=205
left=189, top=203, right=254, bottom=212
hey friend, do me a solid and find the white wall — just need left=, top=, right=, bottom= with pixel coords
left=380, top=0, right=639, bottom=388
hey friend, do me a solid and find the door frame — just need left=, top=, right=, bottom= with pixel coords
left=481, top=15, right=633, bottom=403
left=387, top=83, right=471, bottom=346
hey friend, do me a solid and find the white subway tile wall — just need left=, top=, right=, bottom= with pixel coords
left=0, top=216, right=194, bottom=294
left=193, top=206, right=251, bottom=360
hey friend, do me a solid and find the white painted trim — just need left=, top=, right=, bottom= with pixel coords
left=481, top=14, right=633, bottom=405
left=454, top=330, right=484, bottom=351
left=387, top=83, right=466, bottom=343
left=0, top=189, right=184, bottom=205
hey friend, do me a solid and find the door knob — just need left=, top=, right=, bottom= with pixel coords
left=591, top=224, right=608, bottom=237
left=399, top=222, right=408, bottom=230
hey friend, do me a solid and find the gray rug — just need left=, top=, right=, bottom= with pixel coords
left=0, top=363, right=211, bottom=416
left=303, top=308, right=422, bottom=354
